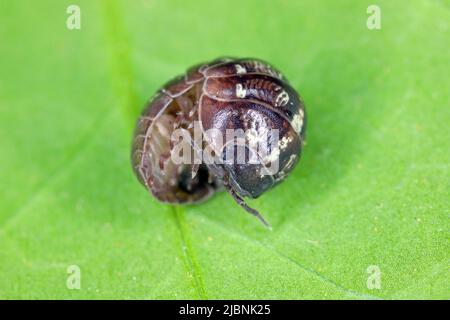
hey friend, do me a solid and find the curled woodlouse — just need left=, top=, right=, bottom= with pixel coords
left=131, top=57, right=306, bottom=227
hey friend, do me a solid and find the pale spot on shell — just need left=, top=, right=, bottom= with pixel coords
left=236, top=83, right=246, bottom=98
left=279, top=136, right=293, bottom=150
left=235, top=64, right=247, bottom=74
left=275, top=90, right=289, bottom=106
left=291, top=110, right=304, bottom=134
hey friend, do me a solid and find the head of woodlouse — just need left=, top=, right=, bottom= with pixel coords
left=131, top=57, right=306, bottom=227
left=220, top=127, right=303, bottom=200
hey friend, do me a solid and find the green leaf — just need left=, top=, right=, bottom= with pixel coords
left=0, top=0, right=448, bottom=299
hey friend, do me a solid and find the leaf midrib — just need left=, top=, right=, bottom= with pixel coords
left=100, top=0, right=207, bottom=299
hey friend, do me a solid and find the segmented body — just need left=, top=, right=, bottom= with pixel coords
left=131, top=57, right=306, bottom=210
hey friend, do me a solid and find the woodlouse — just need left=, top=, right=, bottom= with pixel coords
left=131, top=57, right=306, bottom=227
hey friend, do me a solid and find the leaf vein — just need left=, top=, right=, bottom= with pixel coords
left=172, top=206, right=208, bottom=299
left=201, top=216, right=383, bottom=300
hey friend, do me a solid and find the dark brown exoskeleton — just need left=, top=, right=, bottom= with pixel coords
left=131, top=57, right=306, bottom=227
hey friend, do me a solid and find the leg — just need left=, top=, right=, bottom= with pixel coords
left=224, top=179, right=271, bottom=229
